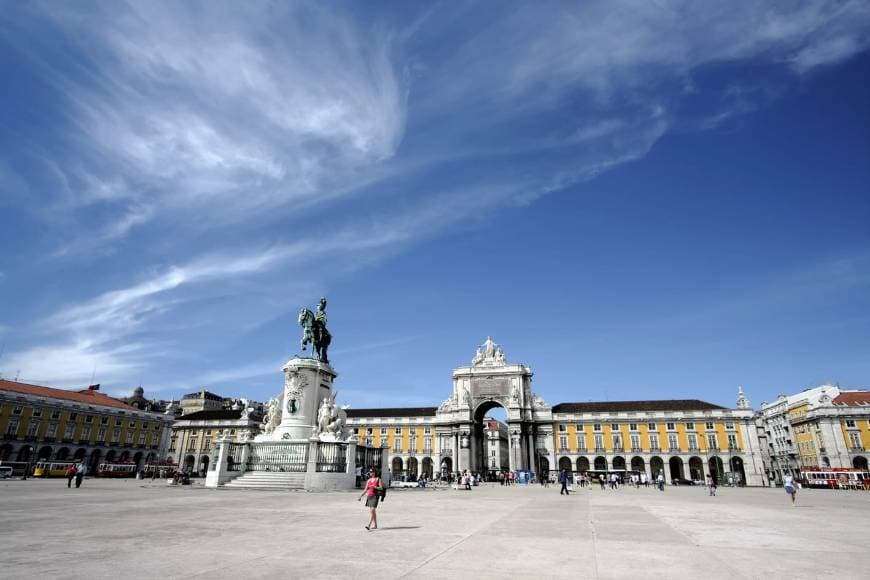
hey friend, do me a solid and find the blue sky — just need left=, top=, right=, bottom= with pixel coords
left=1, top=1, right=869, bottom=410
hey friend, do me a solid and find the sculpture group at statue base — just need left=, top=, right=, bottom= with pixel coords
left=205, top=356, right=384, bottom=491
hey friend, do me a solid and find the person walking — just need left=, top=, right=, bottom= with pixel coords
left=656, top=472, right=665, bottom=491
left=358, top=467, right=384, bottom=530
left=74, top=462, right=86, bottom=488
left=599, top=473, right=606, bottom=490
left=559, top=469, right=570, bottom=495
left=783, top=474, right=797, bottom=505
left=66, top=464, right=77, bottom=488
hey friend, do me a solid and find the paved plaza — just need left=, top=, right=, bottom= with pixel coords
left=2, top=479, right=869, bottom=579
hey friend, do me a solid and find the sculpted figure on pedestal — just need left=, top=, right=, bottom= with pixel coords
left=261, top=397, right=281, bottom=434
left=311, top=392, right=349, bottom=440
left=298, top=297, right=332, bottom=364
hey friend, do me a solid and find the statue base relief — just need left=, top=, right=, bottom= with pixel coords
left=255, top=356, right=337, bottom=442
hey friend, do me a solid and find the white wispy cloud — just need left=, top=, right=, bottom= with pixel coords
left=3, top=1, right=869, bottom=391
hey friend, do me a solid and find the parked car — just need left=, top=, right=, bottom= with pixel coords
left=671, top=478, right=696, bottom=485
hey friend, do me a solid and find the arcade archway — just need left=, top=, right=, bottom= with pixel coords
left=729, top=457, right=745, bottom=485
left=422, top=457, right=433, bottom=479
left=689, top=456, right=704, bottom=480
left=577, top=456, right=590, bottom=473
left=392, top=456, right=404, bottom=477
left=650, top=456, right=664, bottom=479
left=708, top=456, right=724, bottom=484
left=854, top=456, right=868, bottom=470
left=669, top=457, right=684, bottom=480
left=630, top=456, right=645, bottom=474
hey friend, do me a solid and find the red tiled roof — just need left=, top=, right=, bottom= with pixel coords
left=0, top=379, right=134, bottom=410
left=833, top=391, right=870, bottom=406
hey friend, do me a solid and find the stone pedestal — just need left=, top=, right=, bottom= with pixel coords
left=265, top=357, right=337, bottom=442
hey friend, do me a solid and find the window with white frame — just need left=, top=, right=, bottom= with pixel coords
left=577, top=435, right=587, bottom=451
left=27, top=421, right=39, bottom=437
left=705, top=422, right=714, bottom=430
left=97, top=427, right=106, bottom=441
left=707, top=434, right=718, bottom=450
left=727, top=434, right=738, bottom=449
left=630, top=434, right=641, bottom=450
left=6, top=419, right=19, bottom=436
left=687, top=434, right=698, bottom=450
left=612, top=434, right=623, bottom=450
left=594, top=434, right=604, bottom=450
left=629, top=423, right=638, bottom=431
left=610, top=423, right=619, bottom=431
left=667, top=422, right=675, bottom=430
left=593, top=423, right=602, bottom=432
left=394, top=427, right=402, bottom=435
left=667, top=434, right=679, bottom=450
left=559, top=435, right=568, bottom=450
left=725, top=422, right=734, bottom=430
left=849, top=432, right=861, bottom=448
left=846, top=420, right=856, bottom=428
left=380, top=427, right=387, bottom=436
left=648, top=423, right=656, bottom=430
left=649, top=434, right=659, bottom=449
left=64, top=423, right=75, bottom=438
left=686, top=422, right=695, bottom=430
left=559, top=424, right=567, bottom=432
left=82, top=425, right=91, bottom=440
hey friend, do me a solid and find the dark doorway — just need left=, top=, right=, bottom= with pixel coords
left=650, top=456, right=664, bottom=479
left=669, top=456, right=684, bottom=480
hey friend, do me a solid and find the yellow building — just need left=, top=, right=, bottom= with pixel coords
left=345, top=338, right=766, bottom=485
left=0, top=379, right=172, bottom=473
left=169, top=406, right=263, bottom=476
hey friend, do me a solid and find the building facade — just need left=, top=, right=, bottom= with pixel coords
left=169, top=406, right=262, bottom=475
left=346, top=338, right=767, bottom=485
left=0, top=379, right=172, bottom=472
left=760, top=384, right=870, bottom=483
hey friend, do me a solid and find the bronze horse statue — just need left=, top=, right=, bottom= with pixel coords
left=298, top=306, right=331, bottom=364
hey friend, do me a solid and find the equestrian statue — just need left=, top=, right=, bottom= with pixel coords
left=298, top=297, right=332, bottom=364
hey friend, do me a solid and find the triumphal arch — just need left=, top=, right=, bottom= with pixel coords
left=434, top=337, right=553, bottom=474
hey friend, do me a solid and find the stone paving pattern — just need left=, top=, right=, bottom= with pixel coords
left=2, top=479, right=869, bottom=579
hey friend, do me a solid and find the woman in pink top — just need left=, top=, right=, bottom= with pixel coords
left=358, top=468, right=384, bottom=530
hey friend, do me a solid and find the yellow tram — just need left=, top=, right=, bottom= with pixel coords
left=33, top=461, right=76, bottom=477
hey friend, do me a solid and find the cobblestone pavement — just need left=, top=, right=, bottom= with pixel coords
left=2, top=478, right=869, bottom=579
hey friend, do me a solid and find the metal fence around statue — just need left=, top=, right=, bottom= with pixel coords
left=226, top=443, right=246, bottom=472
left=316, top=442, right=347, bottom=472
left=246, top=442, right=308, bottom=472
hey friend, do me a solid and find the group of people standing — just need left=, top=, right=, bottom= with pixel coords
left=65, top=463, right=86, bottom=488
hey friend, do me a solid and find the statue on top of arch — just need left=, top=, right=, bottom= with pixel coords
left=472, top=336, right=506, bottom=367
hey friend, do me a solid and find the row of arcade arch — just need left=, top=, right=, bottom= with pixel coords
left=0, top=443, right=160, bottom=471
left=389, top=456, right=436, bottom=480
left=553, top=454, right=746, bottom=484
